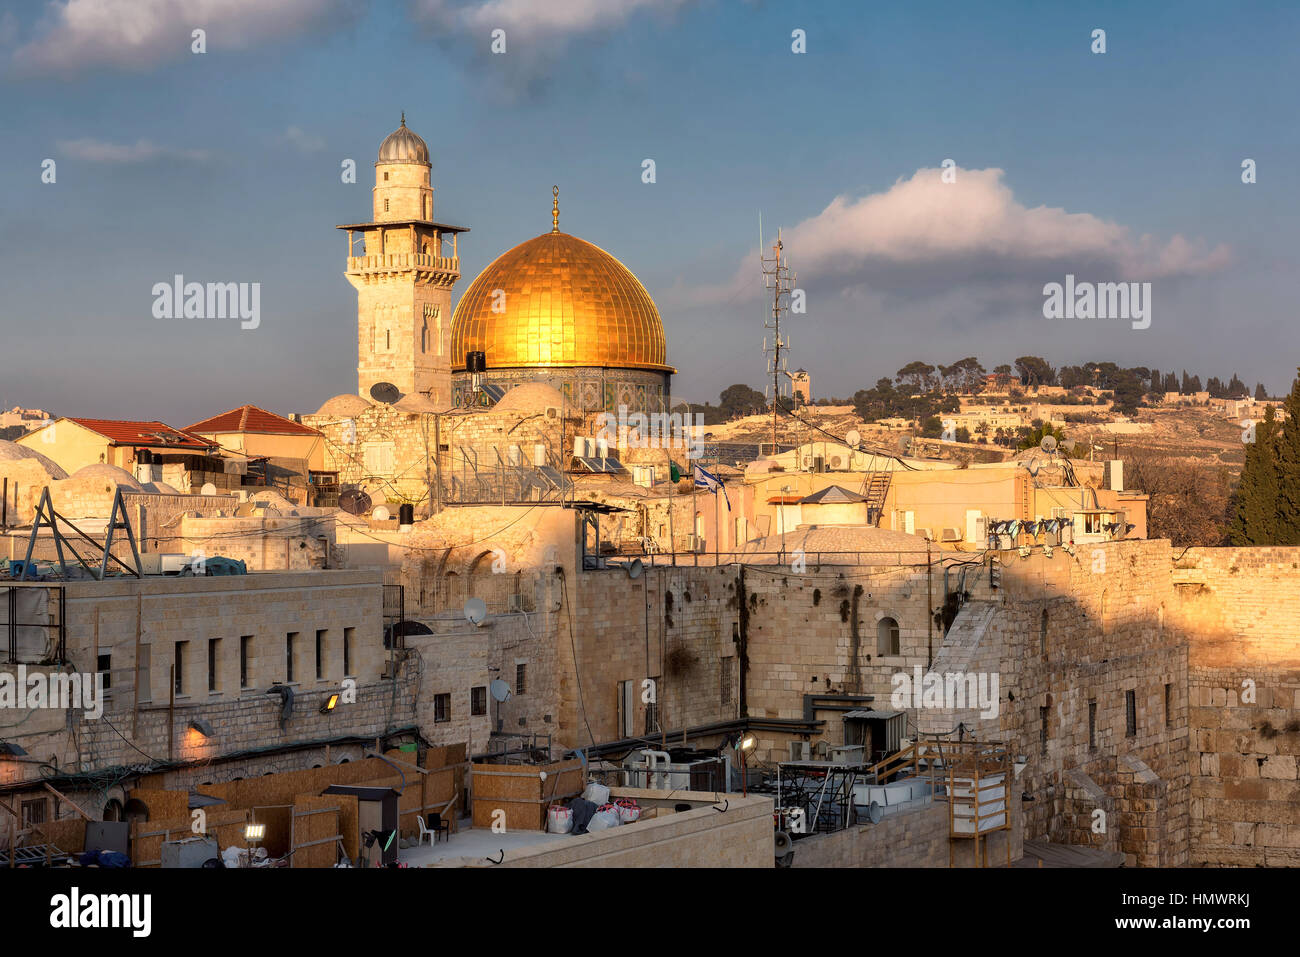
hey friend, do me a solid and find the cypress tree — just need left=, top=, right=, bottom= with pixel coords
left=1231, top=405, right=1279, bottom=545
left=1274, top=368, right=1300, bottom=544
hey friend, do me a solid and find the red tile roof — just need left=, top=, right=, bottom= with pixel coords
left=67, top=418, right=216, bottom=451
left=184, top=405, right=321, bottom=437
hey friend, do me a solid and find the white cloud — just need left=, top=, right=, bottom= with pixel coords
left=57, top=137, right=209, bottom=163
left=12, top=0, right=353, bottom=75
left=699, top=166, right=1232, bottom=304
left=415, top=0, right=689, bottom=39
left=281, top=125, right=326, bottom=153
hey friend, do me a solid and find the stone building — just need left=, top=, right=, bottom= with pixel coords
left=0, top=570, right=419, bottom=828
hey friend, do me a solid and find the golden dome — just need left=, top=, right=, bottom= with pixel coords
left=451, top=230, right=673, bottom=372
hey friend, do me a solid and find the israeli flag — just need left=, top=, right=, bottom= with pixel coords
left=693, top=464, right=731, bottom=511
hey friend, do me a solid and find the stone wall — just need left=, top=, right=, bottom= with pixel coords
left=1174, top=546, right=1300, bottom=867
left=0, top=570, right=415, bottom=825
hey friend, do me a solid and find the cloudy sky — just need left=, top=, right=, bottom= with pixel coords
left=1, top=0, right=1297, bottom=421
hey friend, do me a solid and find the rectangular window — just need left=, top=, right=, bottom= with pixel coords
left=434, top=693, right=450, bottom=723
left=286, top=632, right=297, bottom=683
left=1088, top=700, right=1097, bottom=750
left=471, top=686, right=487, bottom=716
left=97, top=653, right=112, bottom=693
left=139, top=644, right=151, bottom=703
left=720, top=657, right=734, bottom=707
left=343, top=628, right=354, bottom=677
left=240, top=636, right=253, bottom=689
left=174, top=641, right=187, bottom=696
left=1164, top=683, right=1173, bottom=728
left=1125, top=689, right=1137, bottom=737
left=515, top=663, right=527, bottom=696
left=20, top=798, right=47, bottom=828
left=208, top=638, right=221, bottom=692
left=315, top=629, right=326, bottom=681
left=1039, top=706, right=1048, bottom=756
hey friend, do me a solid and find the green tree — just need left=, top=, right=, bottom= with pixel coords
left=1231, top=405, right=1280, bottom=545
left=718, top=383, right=767, bottom=420
left=1273, top=369, right=1300, bottom=543
left=1017, top=422, right=1066, bottom=451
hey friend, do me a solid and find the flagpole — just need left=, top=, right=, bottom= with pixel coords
left=692, top=471, right=698, bottom=567
left=714, top=488, right=719, bottom=566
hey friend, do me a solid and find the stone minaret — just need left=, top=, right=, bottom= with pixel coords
left=338, top=114, right=468, bottom=405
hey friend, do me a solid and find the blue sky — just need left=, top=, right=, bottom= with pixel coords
left=1, top=0, right=1297, bottom=422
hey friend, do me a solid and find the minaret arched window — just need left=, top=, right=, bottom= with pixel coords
left=421, top=321, right=428, bottom=354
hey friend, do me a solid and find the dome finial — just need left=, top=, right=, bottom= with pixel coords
left=552, top=185, right=560, bottom=233
left=400, top=111, right=406, bottom=127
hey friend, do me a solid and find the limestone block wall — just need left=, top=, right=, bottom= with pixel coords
left=1175, top=546, right=1300, bottom=867
left=1, top=570, right=421, bottom=823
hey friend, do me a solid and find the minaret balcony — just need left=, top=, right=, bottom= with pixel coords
left=347, top=253, right=460, bottom=275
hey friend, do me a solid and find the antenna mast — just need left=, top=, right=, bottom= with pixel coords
left=760, top=224, right=795, bottom=455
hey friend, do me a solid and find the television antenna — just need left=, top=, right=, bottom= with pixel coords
left=760, top=216, right=796, bottom=454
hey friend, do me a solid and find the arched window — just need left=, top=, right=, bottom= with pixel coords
left=877, top=617, right=900, bottom=655
left=102, top=799, right=124, bottom=822
left=421, top=320, right=428, bottom=354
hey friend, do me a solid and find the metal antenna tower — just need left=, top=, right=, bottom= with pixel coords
left=760, top=221, right=796, bottom=455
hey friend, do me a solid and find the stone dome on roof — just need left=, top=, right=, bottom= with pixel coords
left=377, top=115, right=430, bottom=166
left=0, top=440, right=68, bottom=479
left=393, top=393, right=445, bottom=414
left=491, top=382, right=566, bottom=414
left=315, top=394, right=372, bottom=416
left=66, top=464, right=143, bottom=491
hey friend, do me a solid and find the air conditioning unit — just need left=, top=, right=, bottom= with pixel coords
left=139, top=554, right=193, bottom=576
left=684, top=534, right=704, bottom=553
left=941, top=527, right=962, bottom=542
left=545, top=406, right=560, bottom=419
left=917, top=528, right=934, bottom=542
left=788, top=741, right=811, bottom=761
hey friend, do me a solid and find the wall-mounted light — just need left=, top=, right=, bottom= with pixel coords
left=244, top=823, right=266, bottom=842
left=188, top=719, right=214, bottom=738
left=320, top=693, right=339, bottom=715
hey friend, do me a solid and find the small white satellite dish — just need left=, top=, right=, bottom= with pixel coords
left=539, top=770, right=548, bottom=782
left=1040, top=435, right=1058, bottom=454
left=626, top=558, right=643, bottom=580
left=464, top=597, right=488, bottom=626
left=200, top=482, right=217, bottom=496
left=489, top=678, right=511, bottom=702
left=866, top=801, right=883, bottom=824
left=372, top=505, right=391, bottom=521
left=846, top=429, right=861, bottom=448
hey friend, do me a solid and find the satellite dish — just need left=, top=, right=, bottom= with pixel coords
left=489, top=678, right=511, bottom=702
left=200, top=482, right=217, bottom=496
left=369, top=381, right=402, bottom=404
left=464, top=597, right=487, bottom=626
left=846, top=429, right=861, bottom=448
left=339, top=489, right=372, bottom=517
left=1040, top=435, right=1058, bottom=453
left=626, top=558, right=643, bottom=580
left=372, top=505, right=390, bottom=521
left=866, top=801, right=883, bottom=824
left=774, top=830, right=793, bottom=856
